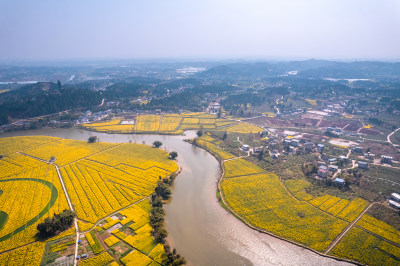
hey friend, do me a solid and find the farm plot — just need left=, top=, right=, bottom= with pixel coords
left=80, top=200, right=165, bottom=265
left=23, top=139, right=117, bottom=166
left=0, top=165, right=69, bottom=253
left=159, top=116, right=182, bottom=132
left=284, top=178, right=314, bottom=201
left=0, top=136, right=176, bottom=264
left=0, top=135, right=58, bottom=155
left=310, top=195, right=369, bottom=222
left=357, top=214, right=400, bottom=245
left=135, top=115, right=161, bottom=132
left=196, top=138, right=235, bottom=160
left=328, top=227, right=400, bottom=265
left=60, top=144, right=176, bottom=223
left=221, top=173, right=348, bottom=252
left=223, top=158, right=264, bottom=178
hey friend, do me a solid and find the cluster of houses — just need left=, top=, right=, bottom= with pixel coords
left=389, top=193, right=400, bottom=210
left=281, top=136, right=323, bottom=155
left=75, top=109, right=112, bottom=124
left=326, top=127, right=343, bottom=136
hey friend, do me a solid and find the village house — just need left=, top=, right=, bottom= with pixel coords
left=333, top=177, right=345, bottom=186
left=328, top=165, right=339, bottom=172
left=389, top=200, right=400, bottom=210
left=317, top=144, right=325, bottom=153
left=381, top=155, right=393, bottom=164
left=391, top=193, right=400, bottom=203
left=358, top=161, right=369, bottom=169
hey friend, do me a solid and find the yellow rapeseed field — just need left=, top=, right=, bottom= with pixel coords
left=357, top=214, right=400, bottom=245
left=284, top=178, right=314, bottom=201
left=329, top=227, right=400, bottom=265
left=196, top=138, right=235, bottom=160
left=135, top=115, right=160, bottom=132
left=223, top=158, right=264, bottom=178
left=221, top=173, right=348, bottom=252
left=81, top=112, right=264, bottom=135
left=0, top=136, right=175, bottom=264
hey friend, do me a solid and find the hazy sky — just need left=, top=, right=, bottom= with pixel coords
left=1, top=0, right=399, bottom=61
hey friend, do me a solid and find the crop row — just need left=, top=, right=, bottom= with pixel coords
left=196, top=139, right=235, bottom=160
left=356, top=214, right=400, bottom=245
left=85, top=231, right=104, bottom=254
left=223, top=158, right=264, bottom=178
left=329, top=227, right=400, bottom=265
left=221, top=172, right=348, bottom=252
left=284, top=178, right=313, bottom=201
left=0, top=136, right=58, bottom=155
left=0, top=241, right=46, bottom=266
left=0, top=166, right=69, bottom=253
left=23, top=139, right=117, bottom=166
left=87, top=143, right=178, bottom=172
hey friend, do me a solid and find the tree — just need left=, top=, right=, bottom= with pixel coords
left=196, top=130, right=203, bottom=137
left=37, top=209, right=76, bottom=238
left=169, top=151, right=178, bottom=160
left=57, top=80, right=61, bottom=90
left=155, top=182, right=172, bottom=199
left=222, top=132, right=227, bottom=141
left=88, top=136, right=98, bottom=143
left=153, top=141, right=162, bottom=148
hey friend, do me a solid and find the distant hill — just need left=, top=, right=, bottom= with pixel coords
left=199, top=60, right=400, bottom=81
left=0, top=82, right=102, bottom=125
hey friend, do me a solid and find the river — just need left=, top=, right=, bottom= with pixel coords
left=1, top=128, right=350, bottom=266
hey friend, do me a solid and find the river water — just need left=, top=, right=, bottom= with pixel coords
left=1, top=128, right=350, bottom=266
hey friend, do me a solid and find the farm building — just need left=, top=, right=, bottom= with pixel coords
left=333, top=178, right=345, bottom=186
left=329, top=158, right=337, bottom=163
left=388, top=200, right=400, bottom=210
left=318, top=169, right=328, bottom=178
left=391, top=193, right=400, bottom=203
left=353, top=147, right=363, bottom=153
left=381, top=155, right=393, bottom=164
left=317, top=144, right=325, bottom=153
left=328, top=165, right=339, bottom=172
left=358, top=161, right=369, bottom=169
left=364, top=153, right=375, bottom=160
left=291, top=139, right=300, bottom=147
left=241, top=144, right=250, bottom=152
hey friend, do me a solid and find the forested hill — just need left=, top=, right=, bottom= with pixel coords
left=0, top=82, right=102, bottom=125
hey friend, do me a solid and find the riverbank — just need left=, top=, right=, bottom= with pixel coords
left=1, top=128, right=350, bottom=265
left=191, top=135, right=358, bottom=265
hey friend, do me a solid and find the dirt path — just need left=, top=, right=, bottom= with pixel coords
left=18, top=152, right=80, bottom=266
left=324, top=203, right=375, bottom=254
left=387, top=127, right=400, bottom=146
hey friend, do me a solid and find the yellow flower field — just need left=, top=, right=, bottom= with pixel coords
left=221, top=172, right=348, bottom=252
left=217, top=122, right=263, bottom=133
left=81, top=112, right=264, bottom=135
left=23, top=139, right=117, bottom=166
left=0, top=136, right=176, bottom=264
left=85, top=119, right=121, bottom=127
left=305, top=99, right=317, bottom=106
left=196, top=139, right=235, bottom=160
left=0, top=164, right=69, bottom=253
left=159, top=116, right=182, bottom=132
left=329, top=227, right=400, bottom=265
left=284, top=178, right=313, bottom=201
left=357, top=214, right=400, bottom=245
left=223, top=158, right=264, bottom=178
left=135, top=115, right=160, bottom=132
